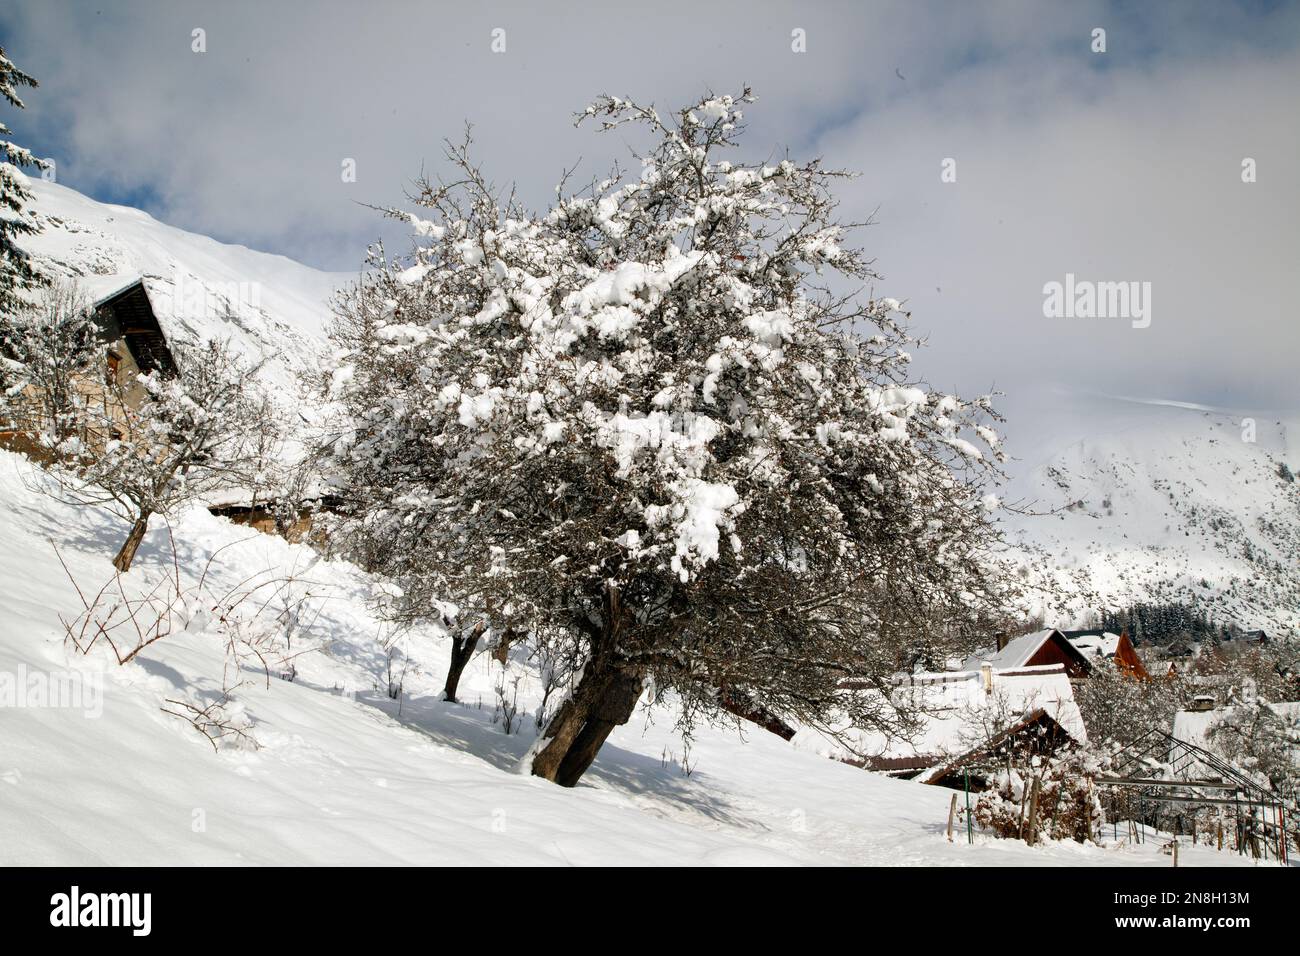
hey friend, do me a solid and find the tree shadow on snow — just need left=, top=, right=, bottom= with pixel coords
left=353, top=688, right=756, bottom=831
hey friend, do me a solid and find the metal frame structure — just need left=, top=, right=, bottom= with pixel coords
left=1097, top=727, right=1295, bottom=865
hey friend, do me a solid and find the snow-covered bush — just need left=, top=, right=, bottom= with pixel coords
left=324, top=89, right=1017, bottom=786
left=968, top=746, right=1106, bottom=844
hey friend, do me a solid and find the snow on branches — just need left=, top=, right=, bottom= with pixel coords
left=324, top=90, right=1017, bottom=784
left=0, top=46, right=50, bottom=315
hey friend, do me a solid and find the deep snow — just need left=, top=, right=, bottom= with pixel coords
left=0, top=450, right=1274, bottom=866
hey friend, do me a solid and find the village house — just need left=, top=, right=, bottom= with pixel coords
left=1172, top=698, right=1300, bottom=750
left=84, top=275, right=179, bottom=400
left=1, top=273, right=326, bottom=541
left=963, top=628, right=1093, bottom=680
left=841, top=643, right=1089, bottom=790
left=0, top=275, right=177, bottom=459
left=832, top=627, right=1154, bottom=790
left=1062, top=628, right=1150, bottom=679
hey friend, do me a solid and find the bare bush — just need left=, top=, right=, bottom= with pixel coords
left=55, top=531, right=333, bottom=750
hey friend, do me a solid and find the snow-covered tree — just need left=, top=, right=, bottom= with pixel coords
left=1076, top=658, right=1186, bottom=749
left=1206, top=701, right=1300, bottom=799
left=325, top=90, right=1016, bottom=786
left=0, top=47, right=48, bottom=316
left=0, top=280, right=101, bottom=442
left=41, top=339, right=284, bottom=571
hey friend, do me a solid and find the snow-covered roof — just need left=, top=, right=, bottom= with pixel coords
left=1066, top=630, right=1123, bottom=659
left=83, top=273, right=146, bottom=308
left=807, top=663, right=1088, bottom=766
left=1171, top=707, right=1219, bottom=749
left=962, top=628, right=1074, bottom=671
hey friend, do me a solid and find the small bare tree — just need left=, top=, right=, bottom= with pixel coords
left=58, top=532, right=331, bottom=751
left=42, top=338, right=285, bottom=571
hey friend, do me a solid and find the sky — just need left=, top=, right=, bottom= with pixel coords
left=2, top=0, right=1298, bottom=434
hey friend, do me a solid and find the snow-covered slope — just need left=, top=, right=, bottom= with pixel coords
left=1003, top=395, right=1300, bottom=635
left=17, top=179, right=349, bottom=389
left=0, top=449, right=1253, bottom=866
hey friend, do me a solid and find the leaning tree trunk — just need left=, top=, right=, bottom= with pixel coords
left=530, top=585, right=644, bottom=787
left=112, top=511, right=152, bottom=572
left=530, top=660, right=643, bottom=786
left=442, top=626, right=484, bottom=703
left=554, top=667, right=644, bottom=787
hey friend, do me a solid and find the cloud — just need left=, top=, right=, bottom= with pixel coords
left=820, top=47, right=1300, bottom=416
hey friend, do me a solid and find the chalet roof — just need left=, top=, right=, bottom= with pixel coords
left=917, top=708, right=1079, bottom=785
left=1172, top=701, right=1300, bottom=750
left=962, top=628, right=1090, bottom=673
left=1064, top=630, right=1123, bottom=659
left=86, top=275, right=178, bottom=377
left=84, top=274, right=147, bottom=307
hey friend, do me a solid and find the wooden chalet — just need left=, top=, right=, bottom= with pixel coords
left=90, top=277, right=178, bottom=392
left=3, top=274, right=335, bottom=545
left=963, top=628, right=1092, bottom=680
left=853, top=656, right=1089, bottom=790
left=1062, top=628, right=1150, bottom=680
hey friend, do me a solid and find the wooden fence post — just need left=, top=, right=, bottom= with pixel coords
left=965, top=770, right=973, bottom=845
left=947, top=792, right=958, bottom=843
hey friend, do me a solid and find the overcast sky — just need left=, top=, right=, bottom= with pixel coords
left=3, top=0, right=1298, bottom=438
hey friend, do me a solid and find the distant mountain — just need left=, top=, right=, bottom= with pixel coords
left=1002, top=394, right=1300, bottom=635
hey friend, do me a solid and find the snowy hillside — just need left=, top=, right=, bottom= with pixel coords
left=1003, top=395, right=1300, bottom=635
left=1, top=185, right=1293, bottom=865
left=0, top=449, right=1256, bottom=867
left=17, top=179, right=348, bottom=389
left=15, top=182, right=1297, bottom=635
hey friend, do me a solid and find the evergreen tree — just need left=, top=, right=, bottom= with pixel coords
left=0, top=47, right=49, bottom=315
